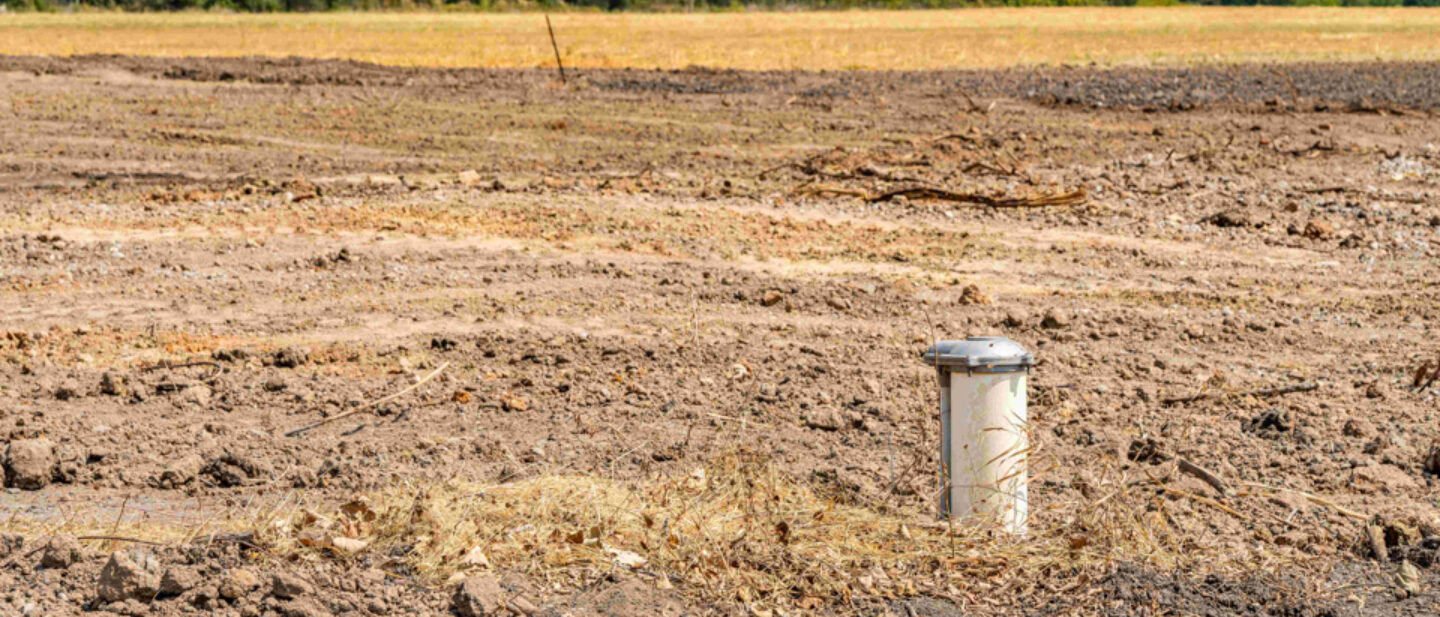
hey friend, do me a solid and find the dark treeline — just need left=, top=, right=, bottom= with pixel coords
left=5, top=0, right=1433, bottom=14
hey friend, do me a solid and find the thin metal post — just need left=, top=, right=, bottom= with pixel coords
left=545, top=14, right=567, bottom=85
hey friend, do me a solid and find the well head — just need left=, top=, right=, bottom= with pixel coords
left=922, top=336, right=1033, bottom=373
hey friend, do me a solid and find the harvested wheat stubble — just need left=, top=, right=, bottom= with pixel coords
left=7, top=9, right=1440, bottom=70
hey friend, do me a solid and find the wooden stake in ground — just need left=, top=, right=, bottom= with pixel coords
left=545, top=14, right=567, bottom=85
left=284, top=362, right=449, bottom=438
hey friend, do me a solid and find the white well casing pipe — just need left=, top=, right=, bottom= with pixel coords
left=927, top=336, right=1032, bottom=536
left=941, top=369, right=1028, bottom=535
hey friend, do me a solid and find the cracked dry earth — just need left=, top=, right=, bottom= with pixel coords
left=0, top=54, right=1439, bottom=616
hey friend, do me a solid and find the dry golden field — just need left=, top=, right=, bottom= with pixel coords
left=1, top=7, right=1439, bottom=70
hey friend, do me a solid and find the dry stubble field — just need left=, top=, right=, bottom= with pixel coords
left=4, top=8, right=1440, bottom=70
left=1, top=11, right=1440, bottom=617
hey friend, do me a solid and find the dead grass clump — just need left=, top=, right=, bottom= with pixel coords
left=261, top=448, right=1267, bottom=613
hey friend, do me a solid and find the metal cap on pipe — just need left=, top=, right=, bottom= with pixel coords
left=922, top=336, right=1033, bottom=373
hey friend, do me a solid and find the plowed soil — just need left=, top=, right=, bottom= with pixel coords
left=1, top=54, right=1439, bottom=616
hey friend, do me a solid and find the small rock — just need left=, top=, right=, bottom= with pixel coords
left=1365, top=382, right=1384, bottom=400
left=1202, top=210, right=1251, bottom=228
left=97, top=549, right=163, bottom=602
left=957, top=284, right=990, bottom=305
left=761, top=290, right=784, bottom=307
left=160, top=566, right=202, bottom=596
left=1245, top=409, right=1291, bottom=435
left=155, top=454, right=205, bottom=489
left=1040, top=309, right=1068, bottom=329
left=501, top=396, right=529, bottom=413
left=202, top=460, right=249, bottom=488
left=55, top=380, right=82, bottom=401
left=1338, top=232, right=1367, bottom=249
left=275, top=599, right=333, bottom=617
left=1303, top=219, right=1335, bottom=239
left=1343, top=418, right=1373, bottom=438
left=270, top=572, right=314, bottom=600
left=804, top=409, right=843, bottom=432
left=1363, top=436, right=1390, bottom=455
left=1001, top=311, right=1027, bottom=328
left=452, top=575, right=504, bottom=617
left=5, top=438, right=56, bottom=490
left=219, top=568, right=261, bottom=600
left=825, top=296, right=851, bottom=311
left=273, top=347, right=310, bottom=369
left=183, top=384, right=212, bottom=406
left=213, top=348, right=251, bottom=363
left=1422, top=445, right=1440, bottom=475
left=100, top=372, right=126, bottom=396
left=39, top=534, right=83, bottom=569
left=844, top=410, right=869, bottom=433
left=456, top=170, right=483, bottom=186
left=0, top=532, right=23, bottom=559
left=459, top=546, right=490, bottom=568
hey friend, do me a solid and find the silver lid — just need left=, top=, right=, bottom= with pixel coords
left=923, top=337, right=1033, bottom=373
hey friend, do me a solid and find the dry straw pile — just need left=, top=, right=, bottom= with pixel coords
left=261, top=448, right=1284, bottom=614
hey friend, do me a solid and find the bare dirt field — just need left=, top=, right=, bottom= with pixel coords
left=1, top=54, right=1439, bottom=616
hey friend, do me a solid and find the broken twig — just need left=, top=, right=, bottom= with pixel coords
left=141, top=360, right=222, bottom=373
left=869, top=186, right=1084, bottom=207
left=76, top=535, right=168, bottom=547
left=1177, top=458, right=1231, bottom=497
left=285, top=362, right=450, bottom=438
left=1162, top=487, right=1248, bottom=521
left=1240, top=481, right=1366, bottom=520
left=1161, top=382, right=1317, bottom=407
left=797, top=185, right=1086, bottom=208
left=144, top=359, right=224, bottom=391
